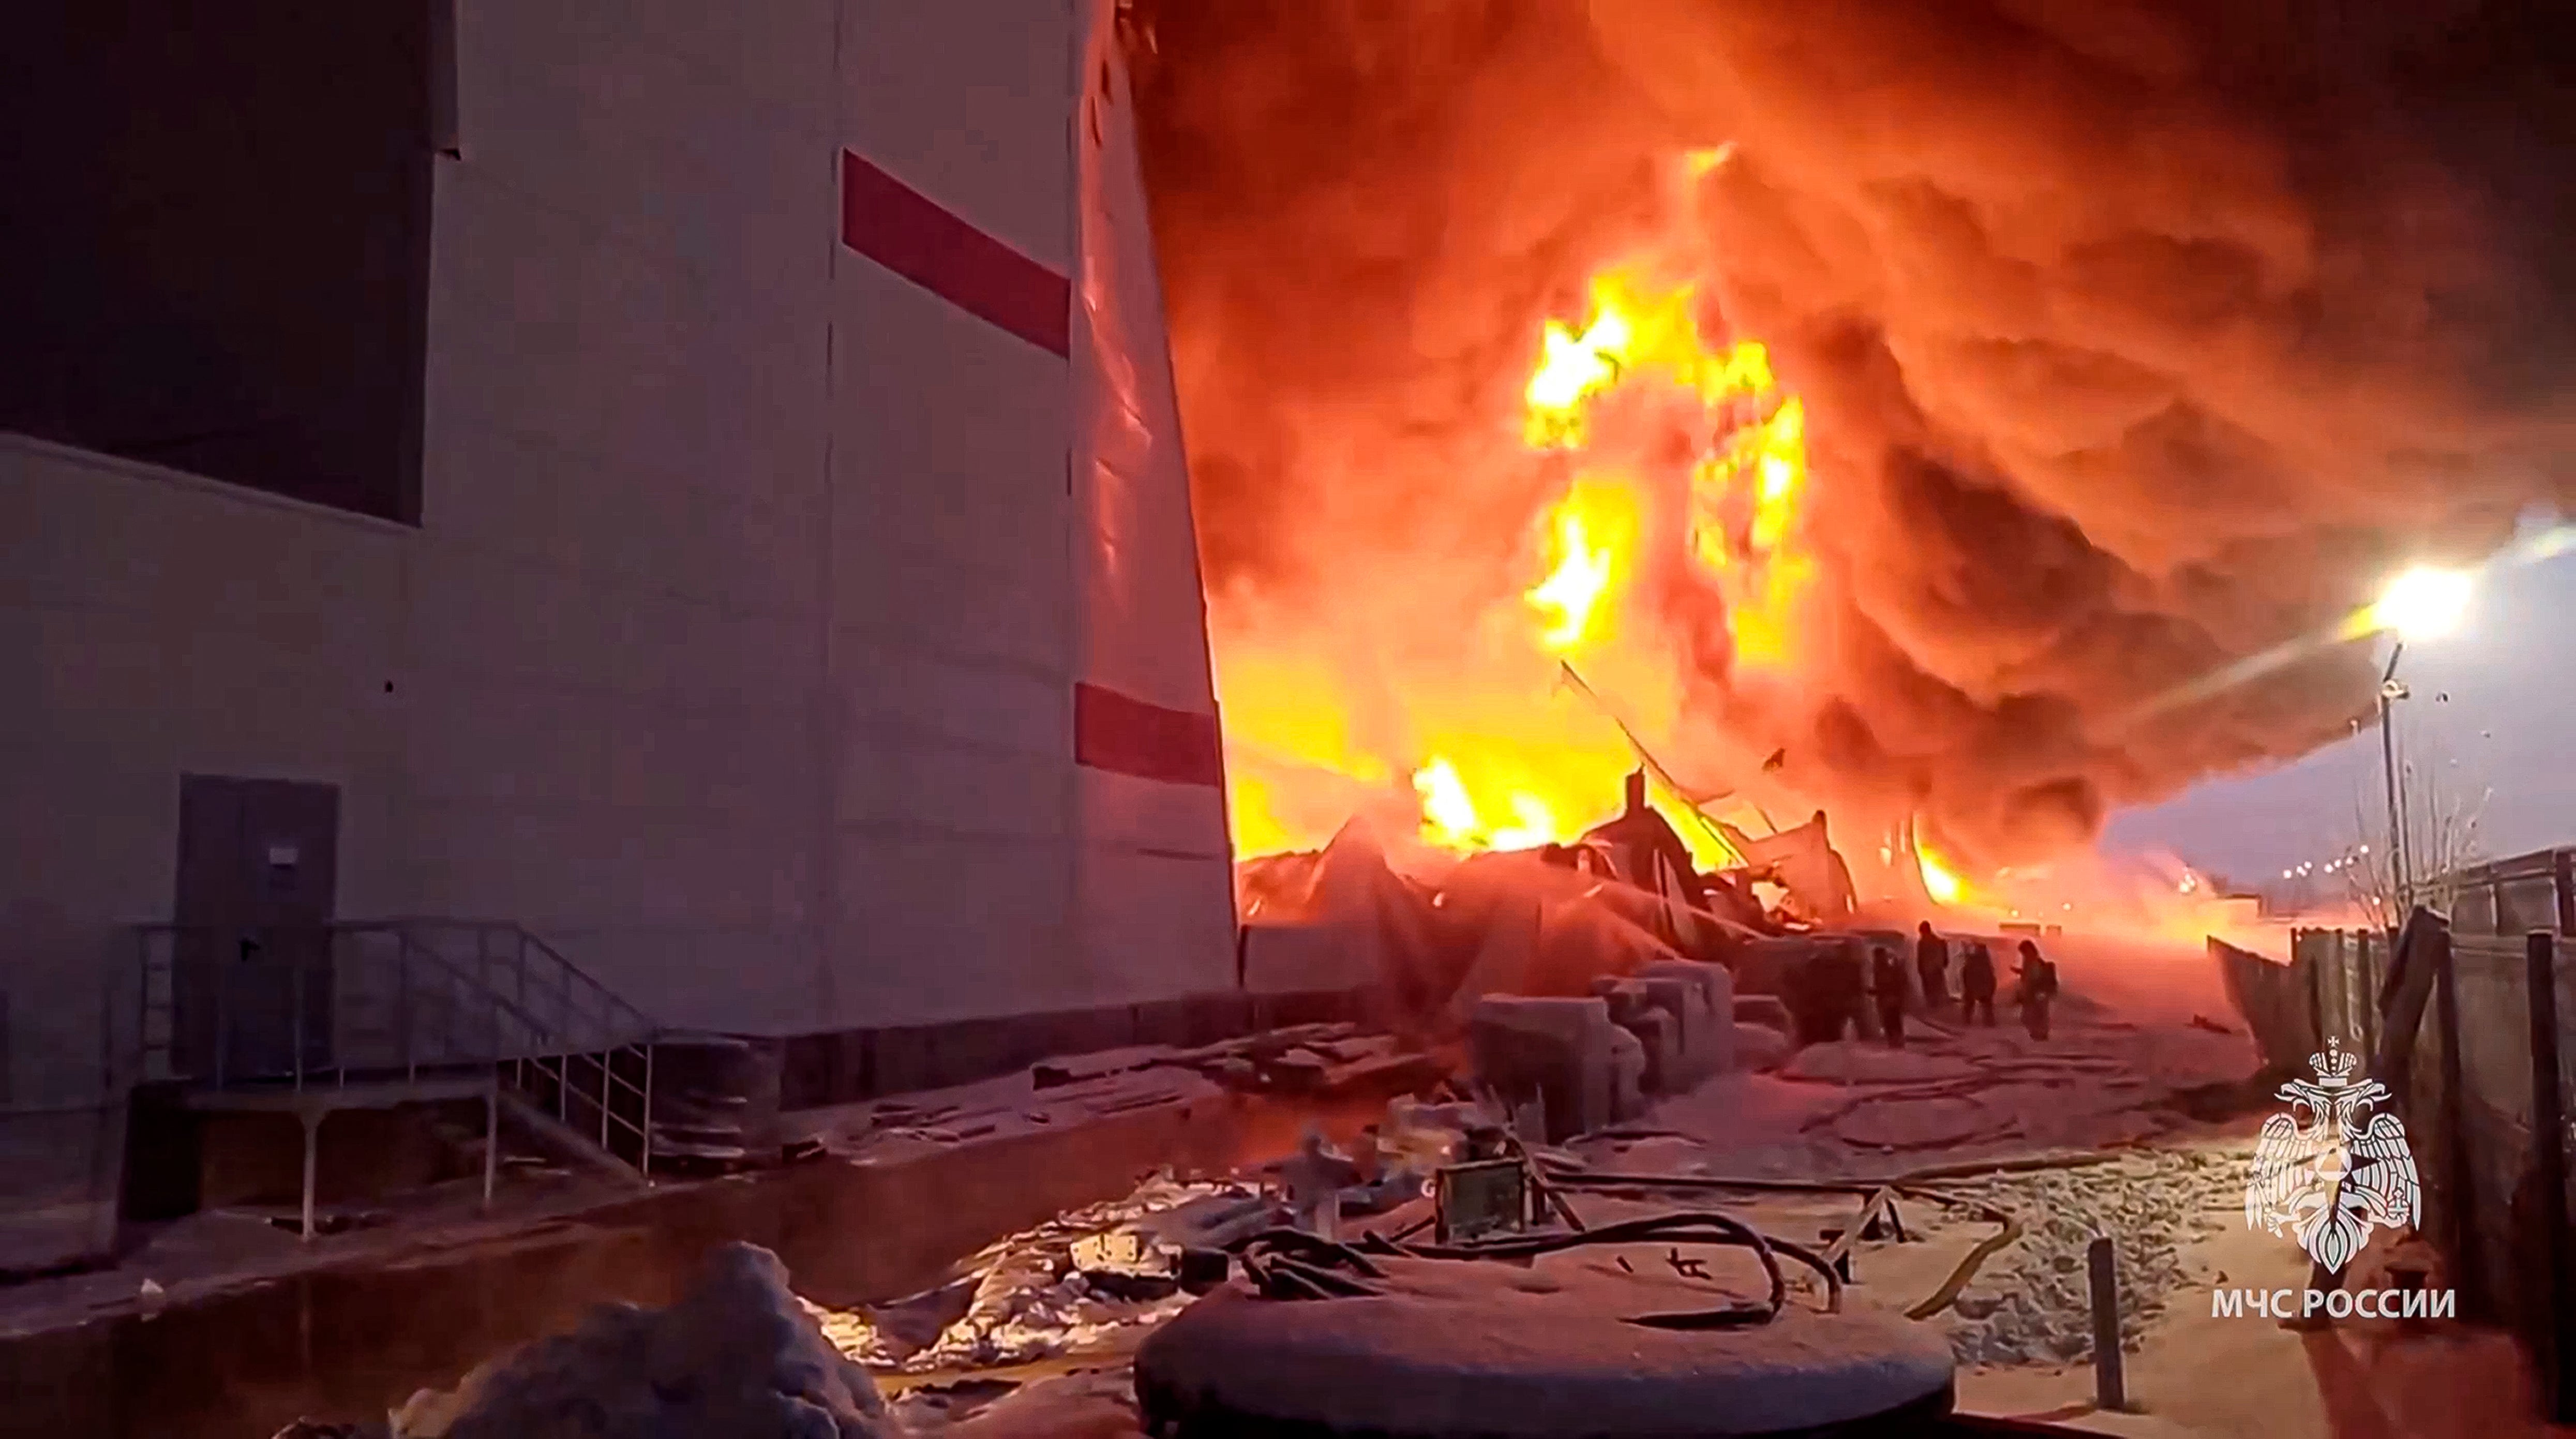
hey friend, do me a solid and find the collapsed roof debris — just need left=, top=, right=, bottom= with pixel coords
left=799, top=1175, right=1267, bottom=1375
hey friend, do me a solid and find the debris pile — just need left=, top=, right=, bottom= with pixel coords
left=802, top=1175, right=1271, bottom=1374
left=1240, top=787, right=1791, bottom=1042
left=385, top=1243, right=897, bottom=1439
left=1931, top=1151, right=2238, bottom=1368
left=1026, top=1023, right=1448, bottom=1102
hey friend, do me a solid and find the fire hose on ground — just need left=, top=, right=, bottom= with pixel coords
left=1234, top=1208, right=1845, bottom=1331
left=1535, top=1154, right=2115, bottom=1320
left=1235, top=1138, right=2097, bottom=1328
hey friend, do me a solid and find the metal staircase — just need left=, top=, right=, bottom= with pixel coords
left=134, top=920, right=660, bottom=1181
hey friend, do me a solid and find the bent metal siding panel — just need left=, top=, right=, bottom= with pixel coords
left=828, top=1, right=1229, bottom=1020
left=1064, top=0, right=1237, bottom=1003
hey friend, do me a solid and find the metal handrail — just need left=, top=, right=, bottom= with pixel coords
left=134, top=919, right=661, bottom=1177
left=355, top=918, right=655, bottom=1031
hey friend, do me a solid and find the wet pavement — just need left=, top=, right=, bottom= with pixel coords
left=2, top=1218, right=663, bottom=1437
left=0, top=1088, right=1245, bottom=1436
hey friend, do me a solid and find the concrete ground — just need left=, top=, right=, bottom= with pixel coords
left=0, top=1066, right=1242, bottom=1438
left=21, top=925, right=2567, bottom=1437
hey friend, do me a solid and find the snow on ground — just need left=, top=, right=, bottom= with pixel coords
left=1926, top=1147, right=2244, bottom=1368
left=804, top=1054, right=1227, bottom=1160
left=837, top=929, right=2272, bottom=1422
left=1570, top=933, right=2268, bottom=1377
left=1623, top=933, right=2258, bottom=1181
left=392, top=1243, right=898, bottom=1439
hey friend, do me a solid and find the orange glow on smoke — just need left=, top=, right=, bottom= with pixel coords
left=1217, top=188, right=1825, bottom=862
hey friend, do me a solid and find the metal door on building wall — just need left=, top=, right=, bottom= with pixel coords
left=171, top=776, right=339, bottom=1082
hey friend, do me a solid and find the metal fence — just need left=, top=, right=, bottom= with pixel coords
left=0, top=963, right=132, bottom=1275
left=2441, top=846, right=2576, bottom=939
left=0, top=1099, right=127, bottom=1275
left=2293, top=925, right=2395, bottom=1062
left=2287, top=911, right=2576, bottom=1419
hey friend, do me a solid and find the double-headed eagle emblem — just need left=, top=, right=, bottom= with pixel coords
left=2245, top=1038, right=2420, bottom=1273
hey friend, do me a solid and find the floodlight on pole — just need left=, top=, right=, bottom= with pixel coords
left=2379, top=644, right=2409, bottom=913
left=2364, top=564, right=2470, bottom=916
left=2371, top=565, right=2472, bottom=641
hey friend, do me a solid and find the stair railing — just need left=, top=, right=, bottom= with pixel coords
left=134, top=920, right=658, bottom=1177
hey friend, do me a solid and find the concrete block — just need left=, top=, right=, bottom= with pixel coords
left=1640, top=959, right=1734, bottom=1086
left=1467, top=996, right=1615, bottom=1144
left=1592, top=978, right=1683, bottom=1096
left=1608, top=1026, right=1647, bottom=1123
left=1629, top=983, right=1693, bottom=1090
left=1733, top=1022, right=1792, bottom=1072
left=1734, top=994, right=1793, bottom=1036
left=1630, top=1008, right=1679, bottom=1097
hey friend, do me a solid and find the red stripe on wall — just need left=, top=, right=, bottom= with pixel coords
left=841, top=150, right=1071, bottom=356
left=1075, top=683, right=1224, bottom=789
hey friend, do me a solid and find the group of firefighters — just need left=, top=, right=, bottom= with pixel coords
left=1884, top=922, right=2056, bottom=1046
left=1789, top=923, right=2060, bottom=1048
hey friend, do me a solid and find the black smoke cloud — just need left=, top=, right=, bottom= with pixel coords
left=1130, top=0, right=2576, bottom=866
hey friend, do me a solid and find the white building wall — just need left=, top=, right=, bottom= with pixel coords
left=0, top=0, right=1240, bottom=1089
left=403, top=0, right=843, bottom=1032
left=0, top=443, right=412, bottom=1102
left=828, top=0, right=1092, bottom=1025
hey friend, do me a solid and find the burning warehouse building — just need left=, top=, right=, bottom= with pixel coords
left=0, top=2, right=1247, bottom=1164
left=4, top=0, right=2573, bottom=1276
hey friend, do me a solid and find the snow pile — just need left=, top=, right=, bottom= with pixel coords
left=391, top=1243, right=898, bottom=1438
left=803, top=1173, right=1253, bottom=1374
left=1933, top=1150, right=2241, bottom=1369
left=1780, top=1043, right=1975, bottom=1085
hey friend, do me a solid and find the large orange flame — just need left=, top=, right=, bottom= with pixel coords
left=1914, top=831, right=1968, bottom=906
left=1525, top=475, right=1637, bottom=651
left=1217, top=194, right=1824, bottom=863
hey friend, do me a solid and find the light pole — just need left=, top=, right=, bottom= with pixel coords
left=2378, top=644, right=2409, bottom=912
left=2366, top=565, right=2470, bottom=919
